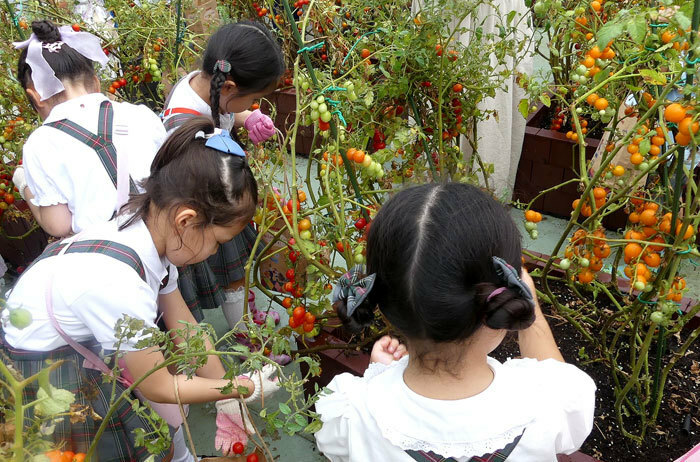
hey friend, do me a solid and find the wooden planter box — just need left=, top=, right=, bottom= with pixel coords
left=513, top=105, right=627, bottom=230
left=0, top=202, right=50, bottom=268
left=260, top=89, right=315, bottom=156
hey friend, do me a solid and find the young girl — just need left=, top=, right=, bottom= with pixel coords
left=315, top=183, right=596, bottom=461
left=11, top=20, right=166, bottom=237
left=161, top=21, right=285, bottom=326
left=1, top=118, right=279, bottom=461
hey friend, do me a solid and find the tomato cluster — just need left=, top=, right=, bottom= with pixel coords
left=44, top=450, right=86, bottom=462
left=230, top=441, right=259, bottom=462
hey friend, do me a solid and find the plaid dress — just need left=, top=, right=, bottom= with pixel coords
left=404, top=430, right=524, bottom=462
left=161, top=82, right=261, bottom=320
left=0, top=337, right=172, bottom=461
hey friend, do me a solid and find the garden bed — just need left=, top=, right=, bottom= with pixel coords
left=490, top=278, right=700, bottom=462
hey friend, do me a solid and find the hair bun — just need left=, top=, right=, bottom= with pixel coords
left=32, top=20, right=61, bottom=43
left=476, top=283, right=535, bottom=331
left=333, top=297, right=375, bottom=334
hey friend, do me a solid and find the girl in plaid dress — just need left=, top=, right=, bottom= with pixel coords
left=2, top=118, right=280, bottom=461
left=162, top=22, right=285, bottom=325
left=314, top=184, right=596, bottom=462
left=11, top=20, right=166, bottom=238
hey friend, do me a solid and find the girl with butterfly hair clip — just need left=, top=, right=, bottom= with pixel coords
left=161, top=21, right=286, bottom=330
left=1, top=118, right=280, bottom=461
left=12, top=20, right=167, bottom=238
left=315, top=183, right=596, bottom=462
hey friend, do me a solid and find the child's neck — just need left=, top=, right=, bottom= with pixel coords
left=403, top=348, right=495, bottom=400
left=190, top=71, right=212, bottom=105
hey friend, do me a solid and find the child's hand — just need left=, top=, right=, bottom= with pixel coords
left=370, top=335, right=407, bottom=365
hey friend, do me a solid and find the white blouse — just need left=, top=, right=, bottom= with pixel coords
left=23, top=93, right=166, bottom=233
left=162, top=71, right=213, bottom=135
left=2, top=218, right=178, bottom=352
left=314, top=355, right=596, bottom=462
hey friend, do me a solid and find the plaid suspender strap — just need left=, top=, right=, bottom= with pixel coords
left=405, top=451, right=457, bottom=462
left=45, top=100, right=138, bottom=194
left=30, top=239, right=147, bottom=283
left=162, top=110, right=201, bottom=132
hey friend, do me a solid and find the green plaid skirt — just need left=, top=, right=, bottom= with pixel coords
left=0, top=338, right=172, bottom=461
left=179, top=223, right=259, bottom=322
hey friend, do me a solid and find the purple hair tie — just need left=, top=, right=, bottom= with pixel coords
left=487, top=287, right=507, bottom=302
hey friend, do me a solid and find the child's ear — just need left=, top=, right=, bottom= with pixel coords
left=173, top=207, right=199, bottom=231
left=26, top=88, right=50, bottom=119
left=221, top=80, right=238, bottom=97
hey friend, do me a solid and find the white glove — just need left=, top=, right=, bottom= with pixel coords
left=241, top=364, right=281, bottom=403
left=215, top=398, right=255, bottom=454
left=12, top=166, right=27, bottom=201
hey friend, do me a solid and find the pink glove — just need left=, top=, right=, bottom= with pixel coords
left=215, top=399, right=253, bottom=455
left=244, top=109, right=275, bottom=144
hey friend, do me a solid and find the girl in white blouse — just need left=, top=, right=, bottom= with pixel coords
left=12, top=20, right=166, bottom=237
left=315, top=183, right=596, bottom=462
left=2, top=118, right=279, bottom=461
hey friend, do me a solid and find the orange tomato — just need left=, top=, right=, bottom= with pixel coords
left=624, top=243, right=643, bottom=263
left=661, top=30, right=677, bottom=44
left=649, top=235, right=666, bottom=252
left=589, top=257, right=604, bottom=272
left=578, top=270, right=594, bottom=284
left=676, top=132, right=692, bottom=146
left=589, top=45, right=602, bottom=58
left=673, top=277, right=687, bottom=290
left=679, top=117, right=699, bottom=135
left=651, top=135, right=666, bottom=146
left=643, top=252, right=661, bottom=267
left=593, top=245, right=611, bottom=258
left=612, top=165, right=625, bottom=176
left=594, top=98, right=609, bottom=111
left=586, top=93, right=599, bottom=105
left=649, top=145, right=661, bottom=156
left=593, top=187, right=607, bottom=200
left=676, top=223, right=695, bottom=240
left=639, top=209, right=657, bottom=226
left=630, top=153, right=644, bottom=165
left=298, top=218, right=312, bottom=231
left=664, top=103, right=686, bottom=123
left=628, top=212, right=640, bottom=224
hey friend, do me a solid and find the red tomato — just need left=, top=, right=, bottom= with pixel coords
left=336, top=242, right=345, bottom=252
left=304, top=312, right=316, bottom=324
left=232, top=441, right=245, bottom=454
left=282, top=297, right=293, bottom=309
left=293, top=306, right=306, bottom=321
left=283, top=281, right=294, bottom=293
left=247, top=453, right=259, bottom=462
left=286, top=269, right=295, bottom=280
left=354, top=218, right=367, bottom=230
left=303, top=323, right=314, bottom=332
left=4, top=194, right=14, bottom=205
left=118, top=78, right=127, bottom=87
left=289, top=251, right=298, bottom=263
left=294, top=286, right=305, bottom=298
left=72, top=23, right=80, bottom=31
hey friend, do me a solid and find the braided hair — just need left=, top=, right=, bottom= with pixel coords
left=202, top=21, right=285, bottom=127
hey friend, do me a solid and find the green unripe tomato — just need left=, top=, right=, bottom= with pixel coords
left=638, top=162, right=649, bottom=172
left=574, top=6, right=585, bottom=14
left=661, top=302, right=677, bottom=315
left=605, top=171, right=613, bottom=179
left=579, top=257, right=590, bottom=267
left=9, top=308, right=32, bottom=329
left=354, top=253, right=365, bottom=264
left=287, top=307, right=293, bottom=316
left=0, top=184, right=6, bottom=190
left=346, top=81, right=355, bottom=92
left=559, top=258, right=571, bottom=270
left=316, top=95, right=325, bottom=104
left=533, top=1, right=546, bottom=16
left=321, top=130, right=330, bottom=138
left=310, top=110, right=320, bottom=120
left=633, top=281, right=646, bottom=291
left=0, top=136, right=5, bottom=144
left=525, top=221, right=538, bottom=231
left=300, top=230, right=312, bottom=240
left=650, top=311, right=665, bottom=324
left=362, top=156, right=373, bottom=168
left=376, top=169, right=385, bottom=179
left=301, top=81, right=309, bottom=91
left=530, top=230, right=539, bottom=239
left=577, top=64, right=588, bottom=75
left=310, top=101, right=319, bottom=110
left=320, top=111, right=332, bottom=123
left=318, top=103, right=328, bottom=114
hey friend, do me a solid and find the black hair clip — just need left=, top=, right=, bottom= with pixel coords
left=214, top=59, right=232, bottom=74
left=491, top=256, right=534, bottom=307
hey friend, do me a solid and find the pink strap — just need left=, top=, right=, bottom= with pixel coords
left=45, top=273, right=132, bottom=387
left=487, top=287, right=507, bottom=302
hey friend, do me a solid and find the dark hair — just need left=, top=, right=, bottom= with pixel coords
left=336, top=183, right=535, bottom=344
left=17, top=20, right=98, bottom=102
left=120, top=116, right=258, bottom=230
left=202, top=21, right=285, bottom=127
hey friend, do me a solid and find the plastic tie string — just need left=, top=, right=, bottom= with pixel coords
left=297, top=41, right=324, bottom=54
left=341, top=28, right=386, bottom=66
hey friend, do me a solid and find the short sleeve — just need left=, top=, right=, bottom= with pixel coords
left=66, top=266, right=158, bottom=352
left=505, top=358, right=596, bottom=454
left=159, top=264, right=179, bottom=295
left=23, top=132, right=69, bottom=207
left=314, top=373, right=367, bottom=461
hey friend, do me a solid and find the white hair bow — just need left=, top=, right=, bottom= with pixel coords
left=13, top=25, right=109, bottom=101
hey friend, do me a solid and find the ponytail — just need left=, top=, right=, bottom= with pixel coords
left=120, top=116, right=258, bottom=230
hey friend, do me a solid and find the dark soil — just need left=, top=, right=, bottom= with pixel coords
left=491, top=280, right=700, bottom=462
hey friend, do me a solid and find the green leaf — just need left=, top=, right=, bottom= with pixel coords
left=539, top=94, right=551, bottom=107
left=259, top=408, right=267, bottom=418
left=279, top=402, right=292, bottom=415
left=304, top=420, right=323, bottom=433
left=639, top=138, right=651, bottom=155
left=626, top=16, right=647, bottom=44
left=518, top=99, right=530, bottom=119
left=507, top=10, right=517, bottom=25
left=35, top=385, right=75, bottom=416
left=597, top=21, right=624, bottom=49
left=37, top=368, right=52, bottom=398
left=640, top=69, right=667, bottom=85
left=294, top=414, right=307, bottom=427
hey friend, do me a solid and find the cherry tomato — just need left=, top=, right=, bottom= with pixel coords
left=289, top=251, right=298, bottom=263
left=354, top=218, right=367, bottom=230
left=294, top=286, right=305, bottom=298
left=118, top=78, right=127, bottom=87
left=247, top=453, right=259, bottom=462
left=4, top=194, right=14, bottom=205
left=282, top=297, right=293, bottom=309
left=283, top=281, right=294, bottom=293
left=336, top=242, right=345, bottom=252
left=232, top=441, right=245, bottom=454
left=286, top=269, right=295, bottom=280
left=303, top=322, right=314, bottom=332
left=304, top=312, right=316, bottom=324
left=293, top=306, right=306, bottom=321
left=72, top=23, right=80, bottom=32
